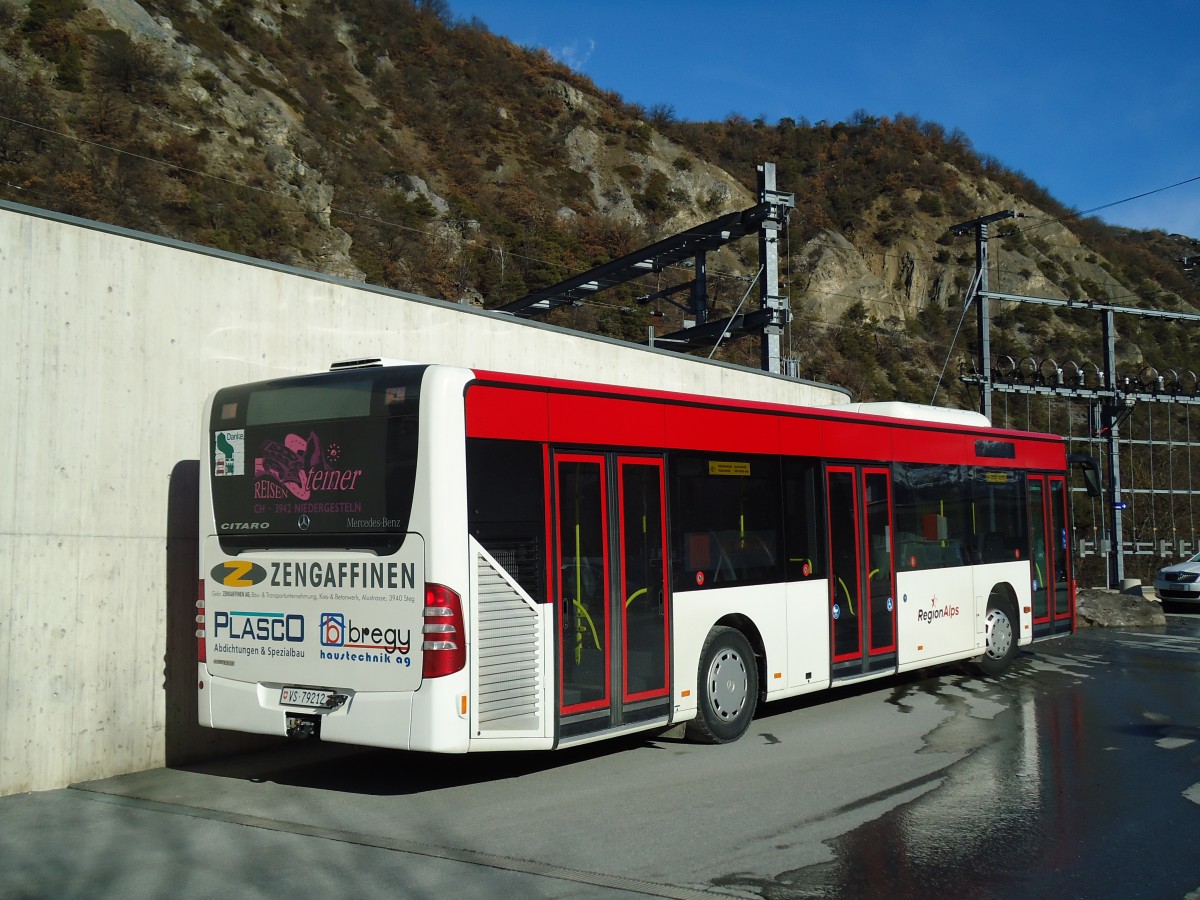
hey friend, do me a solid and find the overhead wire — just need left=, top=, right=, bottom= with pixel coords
left=710, top=236, right=1200, bottom=311
left=0, top=111, right=584, bottom=277
left=1006, top=174, right=1200, bottom=237
left=2, top=110, right=1195, bottom=351
left=930, top=267, right=983, bottom=405
left=0, top=109, right=1162, bottom=307
left=2, top=104, right=1182, bottom=285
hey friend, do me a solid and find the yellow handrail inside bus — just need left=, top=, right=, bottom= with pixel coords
left=837, top=577, right=855, bottom=615
left=573, top=598, right=600, bottom=662
left=789, top=557, right=814, bottom=581
left=573, top=478, right=585, bottom=663
left=625, top=587, right=647, bottom=609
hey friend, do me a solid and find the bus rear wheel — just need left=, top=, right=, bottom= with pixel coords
left=687, top=626, right=758, bottom=744
left=978, top=597, right=1017, bottom=676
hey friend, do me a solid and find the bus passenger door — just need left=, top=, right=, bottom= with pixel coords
left=828, top=466, right=898, bottom=680
left=554, top=454, right=670, bottom=741
left=1029, top=474, right=1073, bottom=638
left=617, top=459, right=670, bottom=710
left=1049, top=477, right=1073, bottom=632
left=555, top=455, right=610, bottom=720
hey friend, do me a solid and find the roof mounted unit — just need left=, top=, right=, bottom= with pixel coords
left=329, top=357, right=416, bottom=370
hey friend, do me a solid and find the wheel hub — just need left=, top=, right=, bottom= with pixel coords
left=985, top=608, right=1013, bottom=659
left=707, top=650, right=748, bottom=720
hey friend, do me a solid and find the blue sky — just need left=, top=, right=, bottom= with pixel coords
left=449, top=1, right=1200, bottom=238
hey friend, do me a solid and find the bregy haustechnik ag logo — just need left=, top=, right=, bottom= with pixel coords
left=321, top=609, right=410, bottom=657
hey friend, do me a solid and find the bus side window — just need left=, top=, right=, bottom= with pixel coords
left=971, top=469, right=1028, bottom=565
left=894, top=463, right=971, bottom=570
left=669, top=453, right=782, bottom=590
left=466, top=438, right=546, bottom=601
left=783, top=458, right=825, bottom=580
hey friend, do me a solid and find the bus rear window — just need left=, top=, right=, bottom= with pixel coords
left=209, top=367, right=424, bottom=551
left=245, top=380, right=374, bottom=424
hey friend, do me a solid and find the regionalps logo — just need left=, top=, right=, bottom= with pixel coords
left=916, top=596, right=961, bottom=624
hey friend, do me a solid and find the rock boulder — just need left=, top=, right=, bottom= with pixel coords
left=1076, top=588, right=1166, bottom=628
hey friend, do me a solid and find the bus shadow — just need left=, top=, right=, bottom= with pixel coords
left=174, top=730, right=673, bottom=796
left=165, top=460, right=283, bottom=766
left=171, top=660, right=1041, bottom=798
left=202, top=668, right=989, bottom=795
left=751, top=665, right=943, bottom=725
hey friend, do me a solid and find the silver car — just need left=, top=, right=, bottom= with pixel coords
left=1154, top=552, right=1200, bottom=605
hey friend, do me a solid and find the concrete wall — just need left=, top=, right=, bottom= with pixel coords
left=0, top=201, right=847, bottom=796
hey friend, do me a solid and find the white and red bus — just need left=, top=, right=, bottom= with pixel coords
left=198, top=359, right=1091, bottom=751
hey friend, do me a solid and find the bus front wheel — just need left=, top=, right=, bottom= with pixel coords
left=687, top=626, right=758, bottom=744
left=977, top=597, right=1018, bottom=676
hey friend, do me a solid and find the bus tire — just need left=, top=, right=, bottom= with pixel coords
left=686, top=626, right=758, bottom=744
left=977, top=596, right=1018, bottom=676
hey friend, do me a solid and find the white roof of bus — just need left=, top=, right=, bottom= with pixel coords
left=833, top=402, right=991, bottom=429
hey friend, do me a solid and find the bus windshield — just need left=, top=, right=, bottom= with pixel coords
left=209, top=366, right=425, bottom=552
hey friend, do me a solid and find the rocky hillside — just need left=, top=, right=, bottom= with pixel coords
left=1, top=0, right=1196, bottom=405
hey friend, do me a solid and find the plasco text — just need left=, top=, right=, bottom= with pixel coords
left=213, top=611, right=304, bottom=642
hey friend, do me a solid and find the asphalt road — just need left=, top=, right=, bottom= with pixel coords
left=3, top=617, right=1200, bottom=899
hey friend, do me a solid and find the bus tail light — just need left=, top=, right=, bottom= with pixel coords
left=196, top=580, right=206, bottom=663
left=422, top=583, right=466, bottom=678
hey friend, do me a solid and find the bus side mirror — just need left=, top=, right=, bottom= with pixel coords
left=1067, top=454, right=1102, bottom=498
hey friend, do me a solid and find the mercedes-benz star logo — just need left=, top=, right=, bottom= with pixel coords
left=297, top=514, right=311, bottom=531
